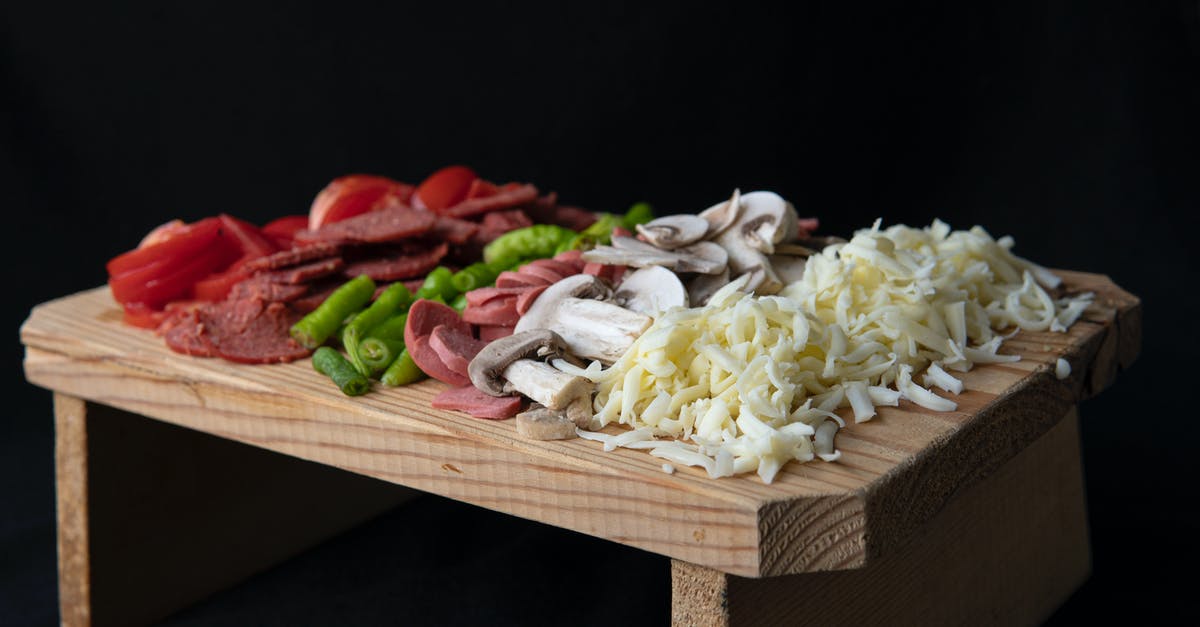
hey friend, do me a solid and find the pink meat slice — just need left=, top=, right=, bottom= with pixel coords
left=408, top=335, right=471, bottom=387
left=405, top=299, right=471, bottom=349
left=342, top=242, right=449, bottom=281
left=428, top=325, right=489, bottom=379
left=797, top=217, right=820, bottom=236
left=438, top=184, right=539, bottom=219
left=465, top=285, right=530, bottom=307
left=431, top=385, right=524, bottom=420
left=299, top=206, right=437, bottom=244
left=516, top=263, right=563, bottom=284
left=552, top=249, right=587, bottom=271
left=461, top=295, right=520, bottom=327
left=526, top=258, right=579, bottom=277
left=495, top=271, right=550, bottom=288
left=476, top=325, right=516, bottom=343
left=515, top=285, right=548, bottom=315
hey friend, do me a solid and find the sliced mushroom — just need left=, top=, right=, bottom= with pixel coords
left=773, top=243, right=818, bottom=257
left=687, top=268, right=730, bottom=306
left=514, top=274, right=652, bottom=364
left=469, top=329, right=567, bottom=396
left=582, top=236, right=726, bottom=275
left=635, top=215, right=709, bottom=249
left=501, top=360, right=592, bottom=410
left=795, top=235, right=848, bottom=250
left=699, top=188, right=742, bottom=236
left=515, top=405, right=578, bottom=440
left=672, top=241, right=727, bottom=274
left=769, top=254, right=808, bottom=285
left=710, top=191, right=801, bottom=295
left=614, top=266, right=688, bottom=316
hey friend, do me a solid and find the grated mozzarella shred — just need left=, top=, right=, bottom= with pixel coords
left=584, top=219, right=1094, bottom=483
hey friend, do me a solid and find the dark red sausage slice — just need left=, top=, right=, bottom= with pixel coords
left=299, top=206, right=437, bottom=244
left=438, top=184, right=539, bottom=219
left=342, top=242, right=449, bottom=281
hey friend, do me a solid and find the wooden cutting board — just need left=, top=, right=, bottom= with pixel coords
left=20, top=271, right=1140, bottom=578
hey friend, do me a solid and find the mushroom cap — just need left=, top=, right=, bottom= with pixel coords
left=737, top=191, right=795, bottom=254
left=635, top=215, right=709, bottom=249
left=582, top=236, right=726, bottom=275
left=672, top=241, right=728, bottom=274
left=699, top=188, right=742, bottom=236
left=468, top=329, right=568, bottom=396
left=614, top=266, right=689, bottom=316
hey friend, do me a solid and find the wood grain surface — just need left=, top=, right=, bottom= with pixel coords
left=21, top=271, right=1140, bottom=578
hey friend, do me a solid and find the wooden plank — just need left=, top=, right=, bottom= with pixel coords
left=21, top=272, right=1139, bottom=577
left=52, top=393, right=416, bottom=627
left=672, top=408, right=1090, bottom=626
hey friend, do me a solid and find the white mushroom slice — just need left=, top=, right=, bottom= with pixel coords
left=770, top=254, right=808, bottom=285
left=687, top=268, right=730, bottom=306
left=614, top=266, right=689, bottom=316
left=501, top=360, right=592, bottom=410
left=737, top=191, right=795, bottom=254
left=515, top=405, right=579, bottom=440
left=584, top=236, right=726, bottom=275
left=672, top=241, right=727, bottom=274
left=699, top=188, right=742, bottom=236
left=773, top=243, right=818, bottom=257
left=635, top=215, right=709, bottom=249
left=515, top=274, right=653, bottom=364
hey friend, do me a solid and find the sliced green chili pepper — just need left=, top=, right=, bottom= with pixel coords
left=359, top=337, right=406, bottom=373
left=451, top=262, right=501, bottom=293
left=622, top=202, right=655, bottom=229
left=416, top=266, right=457, bottom=301
left=380, top=349, right=426, bottom=386
left=344, top=282, right=413, bottom=376
left=290, top=275, right=375, bottom=349
left=312, top=347, right=370, bottom=396
left=482, top=224, right=577, bottom=268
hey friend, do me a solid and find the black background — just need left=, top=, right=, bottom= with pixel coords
left=4, top=1, right=1199, bottom=624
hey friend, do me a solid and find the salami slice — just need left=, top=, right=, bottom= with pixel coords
left=342, top=242, right=449, bottom=281
left=429, top=216, right=481, bottom=245
left=243, top=242, right=341, bottom=272
left=205, top=300, right=311, bottom=364
left=163, top=309, right=217, bottom=357
left=299, top=206, right=437, bottom=244
left=265, top=257, right=345, bottom=284
left=438, top=184, right=539, bottom=219
left=228, top=276, right=310, bottom=303
left=431, top=385, right=524, bottom=420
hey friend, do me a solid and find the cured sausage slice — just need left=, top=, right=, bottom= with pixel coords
left=342, top=242, right=449, bottom=281
left=299, top=206, right=437, bottom=244
left=438, top=184, right=539, bottom=219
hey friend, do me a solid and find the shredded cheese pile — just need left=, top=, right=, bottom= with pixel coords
left=576, top=220, right=1094, bottom=484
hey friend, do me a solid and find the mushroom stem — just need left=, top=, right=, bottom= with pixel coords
left=501, top=360, right=592, bottom=410
left=549, top=298, right=652, bottom=363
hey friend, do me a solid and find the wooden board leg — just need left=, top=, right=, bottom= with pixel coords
left=672, top=407, right=1091, bottom=627
left=53, top=393, right=418, bottom=627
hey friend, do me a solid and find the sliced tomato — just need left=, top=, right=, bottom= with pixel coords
left=107, top=217, right=226, bottom=277
left=138, top=219, right=187, bottom=248
left=121, top=303, right=167, bottom=329
left=414, top=165, right=477, bottom=212
left=192, top=263, right=251, bottom=302
left=262, top=215, right=308, bottom=239
left=110, top=243, right=241, bottom=308
left=465, top=178, right=500, bottom=200
left=217, top=214, right=277, bottom=259
left=308, top=175, right=415, bottom=230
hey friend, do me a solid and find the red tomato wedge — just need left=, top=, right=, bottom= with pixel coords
left=308, top=175, right=415, bottom=231
left=110, top=243, right=241, bottom=308
left=121, top=302, right=167, bottom=329
left=191, top=260, right=251, bottom=302
left=414, top=165, right=477, bottom=212
left=218, top=214, right=277, bottom=258
left=107, top=217, right=226, bottom=278
left=465, top=178, right=500, bottom=200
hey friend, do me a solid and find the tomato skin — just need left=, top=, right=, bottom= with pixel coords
left=465, top=178, right=499, bottom=200
left=191, top=263, right=250, bottom=302
left=121, top=303, right=166, bottom=329
left=308, top=175, right=415, bottom=230
left=110, top=244, right=240, bottom=308
left=217, top=214, right=277, bottom=258
left=107, top=217, right=225, bottom=277
left=414, top=165, right=478, bottom=212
